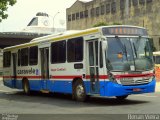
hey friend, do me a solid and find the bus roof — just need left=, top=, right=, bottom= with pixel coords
left=3, top=25, right=147, bottom=51
left=3, top=27, right=100, bottom=51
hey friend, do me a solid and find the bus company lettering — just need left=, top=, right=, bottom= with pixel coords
left=51, top=68, right=66, bottom=72
left=17, top=68, right=36, bottom=74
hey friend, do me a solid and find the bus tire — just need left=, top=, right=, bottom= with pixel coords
left=23, top=79, right=30, bottom=95
left=73, top=80, right=86, bottom=102
left=116, top=95, right=128, bottom=101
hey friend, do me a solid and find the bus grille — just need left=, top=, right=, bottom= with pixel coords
left=120, top=78, right=150, bottom=86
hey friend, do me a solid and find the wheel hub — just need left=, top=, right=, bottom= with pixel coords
left=76, top=85, right=84, bottom=98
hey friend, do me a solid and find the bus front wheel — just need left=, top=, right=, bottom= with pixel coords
left=23, top=79, right=30, bottom=95
left=73, top=80, right=86, bottom=102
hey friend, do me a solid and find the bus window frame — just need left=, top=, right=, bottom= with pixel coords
left=67, top=37, right=84, bottom=63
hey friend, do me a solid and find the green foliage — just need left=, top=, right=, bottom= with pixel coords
left=112, top=22, right=122, bottom=25
left=93, top=22, right=108, bottom=27
left=0, top=0, right=17, bottom=22
left=93, top=22, right=122, bottom=27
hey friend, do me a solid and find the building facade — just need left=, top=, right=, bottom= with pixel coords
left=66, top=0, right=160, bottom=51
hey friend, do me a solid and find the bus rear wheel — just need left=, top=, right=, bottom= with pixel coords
left=116, top=95, right=128, bottom=101
left=23, top=79, right=30, bottom=95
left=73, top=80, right=86, bottom=102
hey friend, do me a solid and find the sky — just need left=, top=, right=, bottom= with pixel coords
left=0, top=0, right=91, bottom=32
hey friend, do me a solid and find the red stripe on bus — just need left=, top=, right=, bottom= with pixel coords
left=17, top=76, right=42, bottom=79
left=85, top=75, right=108, bottom=79
left=3, top=76, right=12, bottom=79
left=85, top=73, right=153, bottom=79
left=3, top=73, right=154, bottom=80
left=115, top=73, right=154, bottom=79
left=3, top=76, right=42, bottom=79
left=51, top=75, right=82, bottom=79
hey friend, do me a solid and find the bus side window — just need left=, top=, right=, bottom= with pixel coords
left=29, top=46, right=38, bottom=65
left=67, top=37, right=84, bottom=62
left=3, top=51, right=11, bottom=67
left=51, top=40, right=66, bottom=64
left=18, top=49, right=21, bottom=66
left=21, top=48, right=29, bottom=66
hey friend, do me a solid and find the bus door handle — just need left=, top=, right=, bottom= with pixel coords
left=50, top=75, right=52, bottom=79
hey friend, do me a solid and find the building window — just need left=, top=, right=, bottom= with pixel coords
left=72, top=14, right=75, bottom=21
left=120, top=0, right=125, bottom=10
left=29, top=46, right=38, bottom=65
left=101, top=5, right=105, bottom=15
left=3, top=51, right=11, bottom=67
left=96, top=7, right=100, bottom=16
left=21, top=48, right=29, bottom=66
left=76, top=12, right=80, bottom=20
left=51, top=40, right=66, bottom=64
left=139, top=0, right=145, bottom=5
left=90, top=8, right=95, bottom=17
left=147, top=0, right=152, bottom=3
left=111, top=2, right=116, bottom=14
left=67, top=37, right=83, bottom=62
left=132, top=0, right=138, bottom=6
left=84, top=10, right=88, bottom=18
left=68, top=15, right=71, bottom=22
left=27, top=17, right=38, bottom=26
left=80, top=11, right=84, bottom=19
left=106, top=4, right=110, bottom=14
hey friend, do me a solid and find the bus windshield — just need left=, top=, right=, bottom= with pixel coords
left=106, top=37, right=154, bottom=72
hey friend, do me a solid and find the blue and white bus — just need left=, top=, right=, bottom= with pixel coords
left=3, top=25, right=155, bottom=101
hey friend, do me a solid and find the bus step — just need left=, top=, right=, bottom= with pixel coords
left=41, top=90, right=50, bottom=93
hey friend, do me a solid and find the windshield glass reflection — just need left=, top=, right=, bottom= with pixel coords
left=106, top=37, right=154, bottom=72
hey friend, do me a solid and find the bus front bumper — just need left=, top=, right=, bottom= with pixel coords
left=101, top=79, right=156, bottom=97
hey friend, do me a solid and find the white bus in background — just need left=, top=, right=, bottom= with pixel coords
left=153, top=51, right=160, bottom=81
left=153, top=51, right=160, bottom=67
left=3, top=25, right=155, bottom=101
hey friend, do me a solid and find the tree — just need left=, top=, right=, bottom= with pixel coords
left=112, top=22, right=122, bottom=25
left=93, top=22, right=122, bottom=27
left=93, top=22, right=108, bottom=27
left=0, top=0, right=17, bottom=22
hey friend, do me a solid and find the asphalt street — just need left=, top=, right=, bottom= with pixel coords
left=0, top=80, right=160, bottom=120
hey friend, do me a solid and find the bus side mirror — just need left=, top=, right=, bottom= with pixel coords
left=102, top=41, right=108, bottom=51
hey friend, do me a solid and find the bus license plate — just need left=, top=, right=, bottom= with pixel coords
left=133, top=88, right=142, bottom=92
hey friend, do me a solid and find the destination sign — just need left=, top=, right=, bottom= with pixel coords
left=102, top=27, right=148, bottom=36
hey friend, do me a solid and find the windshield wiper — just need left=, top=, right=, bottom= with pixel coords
left=133, top=43, right=138, bottom=58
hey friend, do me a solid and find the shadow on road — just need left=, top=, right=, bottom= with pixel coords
left=0, top=90, right=150, bottom=108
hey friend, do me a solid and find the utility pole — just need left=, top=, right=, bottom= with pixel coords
left=53, top=12, right=60, bottom=31
left=125, top=0, right=129, bottom=25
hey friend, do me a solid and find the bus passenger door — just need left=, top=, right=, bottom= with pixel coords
left=12, top=53, right=17, bottom=88
left=40, top=48, right=49, bottom=90
left=87, top=40, right=100, bottom=94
